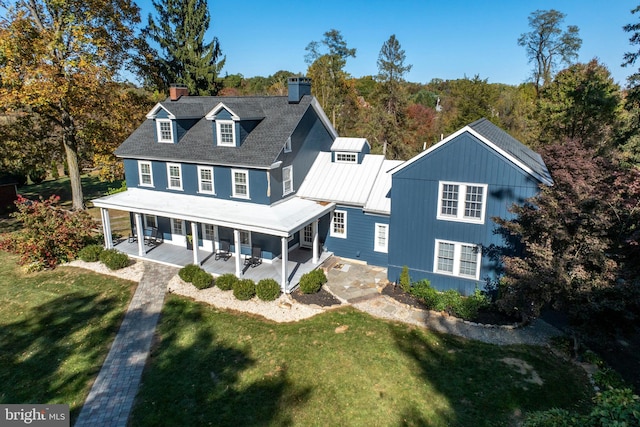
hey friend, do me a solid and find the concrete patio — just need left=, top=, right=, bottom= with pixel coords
left=112, top=239, right=332, bottom=290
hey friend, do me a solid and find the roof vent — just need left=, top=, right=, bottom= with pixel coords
left=287, top=77, right=311, bottom=104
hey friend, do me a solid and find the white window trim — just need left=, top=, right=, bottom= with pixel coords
left=231, top=169, right=250, bottom=199
left=239, top=230, right=251, bottom=250
left=216, top=120, right=236, bottom=147
left=202, top=223, right=217, bottom=241
left=436, top=181, right=487, bottom=224
left=374, top=223, right=389, bottom=253
left=330, top=210, right=347, bottom=238
left=166, top=163, right=183, bottom=191
left=282, top=165, right=293, bottom=195
left=433, top=239, right=481, bottom=280
left=143, top=214, right=157, bottom=229
left=138, top=160, right=154, bottom=187
left=284, top=136, right=292, bottom=153
left=156, top=119, right=174, bottom=143
left=197, top=165, right=215, bottom=194
left=171, top=218, right=185, bottom=236
left=335, top=152, right=357, bottom=163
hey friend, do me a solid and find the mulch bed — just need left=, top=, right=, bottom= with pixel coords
left=290, top=287, right=342, bottom=307
left=381, top=283, right=521, bottom=326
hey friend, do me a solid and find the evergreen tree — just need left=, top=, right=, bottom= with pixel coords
left=140, top=0, right=225, bottom=95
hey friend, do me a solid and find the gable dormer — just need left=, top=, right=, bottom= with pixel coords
left=146, top=104, right=177, bottom=144
left=330, top=137, right=371, bottom=164
left=205, top=102, right=264, bottom=148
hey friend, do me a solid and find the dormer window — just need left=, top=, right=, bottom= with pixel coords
left=335, top=152, right=357, bottom=163
left=156, top=119, right=174, bottom=143
left=216, top=120, right=235, bottom=147
left=284, top=137, right=292, bottom=153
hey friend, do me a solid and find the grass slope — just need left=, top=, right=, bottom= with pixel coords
left=132, top=296, right=592, bottom=427
left=0, top=252, right=135, bottom=423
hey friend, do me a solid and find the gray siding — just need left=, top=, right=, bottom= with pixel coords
left=388, top=132, right=542, bottom=295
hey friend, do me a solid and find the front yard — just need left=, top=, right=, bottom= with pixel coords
left=0, top=251, right=135, bottom=423
left=131, top=295, right=592, bottom=427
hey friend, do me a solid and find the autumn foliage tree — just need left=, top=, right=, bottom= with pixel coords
left=495, top=140, right=640, bottom=333
left=0, top=0, right=141, bottom=209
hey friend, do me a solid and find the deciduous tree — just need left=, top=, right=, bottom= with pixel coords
left=0, top=0, right=140, bottom=209
left=518, top=9, right=582, bottom=96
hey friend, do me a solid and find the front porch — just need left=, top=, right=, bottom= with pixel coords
left=113, top=239, right=332, bottom=291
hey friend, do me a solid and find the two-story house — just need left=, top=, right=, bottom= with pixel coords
left=94, top=78, right=552, bottom=295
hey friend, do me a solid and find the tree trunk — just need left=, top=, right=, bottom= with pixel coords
left=61, top=109, right=84, bottom=210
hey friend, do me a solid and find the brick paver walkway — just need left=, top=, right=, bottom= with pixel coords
left=75, top=262, right=177, bottom=427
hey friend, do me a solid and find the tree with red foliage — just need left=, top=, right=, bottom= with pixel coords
left=0, top=195, right=97, bottom=270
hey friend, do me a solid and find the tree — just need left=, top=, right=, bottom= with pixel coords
left=0, top=0, right=141, bottom=209
left=622, top=5, right=640, bottom=103
left=140, top=0, right=225, bottom=95
left=305, top=29, right=356, bottom=132
left=537, top=59, right=621, bottom=149
left=495, top=140, right=640, bottom=333
left=375, top=35, right=412, bottom=159
left=518, top=9, right=582, bottom=96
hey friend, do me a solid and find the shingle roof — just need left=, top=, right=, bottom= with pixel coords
left=468, top=118, right=553, bottom=185
left=116, top=95, right=317, bottom=168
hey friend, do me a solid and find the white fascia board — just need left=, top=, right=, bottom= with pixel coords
left=205, top=102, right=240, bottom=121
left=310, top=98, right=339, bottom=139
left=146, top=103, right=176, bottom=120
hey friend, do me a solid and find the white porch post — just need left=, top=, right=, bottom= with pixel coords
left=281, top=236, right=288, bottom=292
left=134, top=213, right=145, bottom=256
left=100, top=208, right=113, bottom=249
left=312, top=219, right=319, bottom=264
left=233, top=229, right=241, bottom=277
left=191, top=221, right=199, bottom=266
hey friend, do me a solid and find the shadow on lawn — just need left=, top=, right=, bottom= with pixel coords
left=19, top=175, right=123, bottom=206
left=0, top=292, right=122, bottom=421
left=130, top=298, right=311, bottom=426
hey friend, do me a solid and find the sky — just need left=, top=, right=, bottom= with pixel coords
left=137, top=0, right=637, bottom=87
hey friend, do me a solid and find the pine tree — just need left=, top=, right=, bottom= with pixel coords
left=140, top=0, right=225, bottom=95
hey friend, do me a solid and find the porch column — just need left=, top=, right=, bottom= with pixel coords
left=233, top=229, right=241, bottom=277
left=134, top=213, right=145, bottom=256
left=100, top=208, right=113, bottom=249
left=191, top=221, right=200, bottom=266
left=281, top=237, right=288, bottom=292
left=312, top=219, right=319, bottom=264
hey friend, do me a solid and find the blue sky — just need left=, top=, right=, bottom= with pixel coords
left=137, top=0, right=636, bottom=87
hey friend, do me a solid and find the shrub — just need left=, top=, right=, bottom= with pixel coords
left=0, top=195, right=97, bottom=269
left=78, top=244, right=104, bottom=262
left=233, top=279, right=256, bottom=301
left=179, top=264, right=201, bottom=283
left=192, top=269, right=213, bottom=290
left=408, top=280, right=488, bottom=320
left=99, top=249, right=129, bottom=270
left=299, top=269, right=327, bottom=294
left=257, top=278, right=281, bottom=301
left=399, top=265, right=411, bottom=292
left=216, top=273, right=238, bottom=291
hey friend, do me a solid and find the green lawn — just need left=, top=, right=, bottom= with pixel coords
left=131, top=295, right=592, bottom=427
left=0, top=251, right=135, bottom=423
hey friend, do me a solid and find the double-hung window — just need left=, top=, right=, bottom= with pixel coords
left=144, top=214, right=157, bottom=229
left=203, top=224, right=216, bottom=241
left=216, top=120, right=235, bottom=146
left=374, top=223, right=389, bottom=253
left=282, top=165, right=293, bottom=195
left=330, top=210, right=347, bottom=238
left=437, top=181, right=487, bottom=223
left=198, top=166, right=214, bottom=194
left=232, top=169, right=249, bottom=198
left=156, top=119, right=174, bottom=143
left=138, top=161, right=153, bottom=187
left=167, top=163, right=182, bottom=190
left=171, top=218, right=184, bottom=235
left=434, top=239, right=481, bottom=280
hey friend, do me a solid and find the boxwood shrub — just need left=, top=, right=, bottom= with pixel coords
left=216, top=273, right=238, bottom=291
left=98, top=249, right=129, bottom=270
left=192, top=269, right=213, bottom=290
left=233, top=279, right=256, bottom=301
left=179, top=264, right=201, bottom=283
left=299, top=269, right=327, bottom=294
left=256, top=278, right=281, bottom=301
left=78, top=244, right=104, bottom=262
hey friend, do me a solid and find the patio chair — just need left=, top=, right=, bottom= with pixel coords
left=244, top=246, right=262, bottom=268
left=144, top=227, right=162, bottom=246
left=128, top=227, right=137, bottom=243
left=215, top=240, right=232, bottom=261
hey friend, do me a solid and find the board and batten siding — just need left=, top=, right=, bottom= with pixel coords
left=323, top=206, right=390, bottom=267
left=388, top=132, right=543, bottom=295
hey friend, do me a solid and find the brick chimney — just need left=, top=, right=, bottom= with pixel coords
left=169, top=84, right=189, bottom=101
left=287, top=77, right=311, bottom=104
